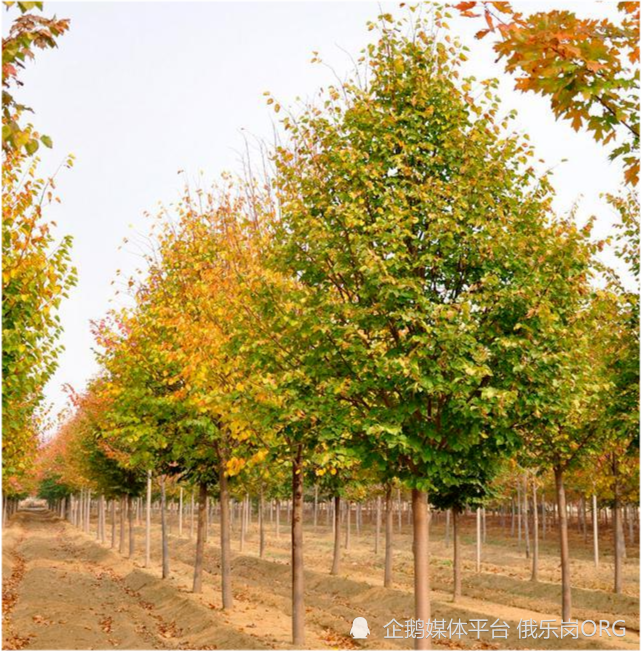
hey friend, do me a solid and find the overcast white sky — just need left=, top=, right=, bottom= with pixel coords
left=6, top=1, right=626, bottom=425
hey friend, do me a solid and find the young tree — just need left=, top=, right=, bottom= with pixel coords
left=3, top=150, right=76, bottom=489
left=267, top=9, right=593, bottom=646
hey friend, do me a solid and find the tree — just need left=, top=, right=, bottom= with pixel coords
left=267, top=8, right=591, bottom=647
left=455, top=1, right=640, bottom=185
left=3, top=1, right=75, bottom=492
left=518, top=283, right=618, bottom=621
left=606, top=192, right=641, bottom=593
left=3, top=149, right=76, bottom=488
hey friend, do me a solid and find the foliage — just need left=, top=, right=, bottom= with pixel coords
left=455, top=1, right=640, bottom=185
left=2, top=1, right=70, bottom=155
left=2, top=149, right=76, bottom=486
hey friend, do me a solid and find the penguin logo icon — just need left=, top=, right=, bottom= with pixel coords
left=350, top=617, right=370, bottom=639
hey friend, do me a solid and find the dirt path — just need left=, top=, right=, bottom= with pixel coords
left=2, top=508, right=260, bottom=650
left=2, top=508, right=638, bottom=650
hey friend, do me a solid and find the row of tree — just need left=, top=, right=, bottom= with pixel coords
left=4, top=4, right=639, bottom=650
left=3, top=1, right=76, bottom=497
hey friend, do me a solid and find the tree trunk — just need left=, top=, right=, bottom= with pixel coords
left=291, top=444, right=305, bottom=646
left=476, top=507, right=481, bottom=572
left=97, top=496, right=103, bottom=542
left=192, top=482, right=207, bottom=593
left=275, top=499, right=281, bottom=539
left=345, top=501, right=351, bottom=551
left=178, top=487, right=183, bottom=537
left=145, top=471, right=152, bottom=568
left=453, top=508, right=461, bottom=601
left=119, top=495, right=126, bottom=554
left=111, top=500, right=116, bottom=548
left=384, top=485, right=394, bottom=588
left=219, top=457, right=233, bottom=610
left=412, top=489, right=431, bottom=650
left=613, top=457, right=624, bottom=594
left=554, top=465, right=571, bottom=621
left=160, top=476, right=169, bottom=579
left=190, top=491, right=195, bottom=540
left=313, top=485, right=318, bottom=529
left=445, top=509, right=451, bottom=548
left=240, top=495, right=246, bottom=552
left=592, top=493, right=599, bottom=569
left=128, top=495, right=135, bottom=558
left=259, top=487, right=266, bottom=559
left=523, top=475, right=530, bottom=559
left=531, top=477, right=539, bottom=582
left=331, top=495, right=341, bottom=575
left=375, top=496, right=381, bottom=555
left=517, top=481, right=522, bottom=543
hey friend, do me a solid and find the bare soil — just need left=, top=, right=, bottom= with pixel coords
left=2, top=505, right=639, bottom=650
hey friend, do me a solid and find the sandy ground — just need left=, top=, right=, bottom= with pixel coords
left=2, top=505, right=639, bottom=650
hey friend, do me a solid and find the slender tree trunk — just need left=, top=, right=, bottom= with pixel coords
left=190, top=491, right=195, bottom=540
left=511, top=498, right=515, bottom=537
left=101, top=496, right=106, bottom=541
left=345, top=501, right=351, bottom=551
left=97, top=496, right=103, bottom=542
left=204, top=496, right=209, bottom=543
left=445, top=509, right=451, bottom=548
left=331, top=495, right=341, bottom=575
left=128, top=495, right=135, bottom=558
left=531, top=478, right=539, bottom=582
left=111, top=500, right=116, bottom=548
left=291, top=444, right=305, bottom=646
left=412, top=489, right=430, bottom=650
left=259, top=486, right=265, bottom=559
left=384, top=486, right=394, bottom=588
left=523, top=475, right=530, bottom=559
left=119, top=495, right=126, bottom=554
left=542, top=495, right=546, bottom=540
left=375, top=496, right=381, bottom=555
left=313, top=485, right=318, bottom=529
left=275, top=499, right=281, bottom=539
left=613, top=457, right=624, bottom=594
left=240, top=495, right=246, bottom=552
left=192, top=482, right=208, bottom=593
left=517, top=481, right=522, bottom=543
left=145, top=471, right=152, bottom=568
left=453, top=508, right=461, bottom=601
left=476, top=507, right=481, bottom=572
left=219, top=457, right=233, bottom=610
left=554, top=465, right=571, bottom=621
left=397, top=488, right=402, bottom=532
left=160, top=476, right=169, bottom=579
left=178, top=487, right=183, bottom=537
left=592, top=493, right=599, bottom=569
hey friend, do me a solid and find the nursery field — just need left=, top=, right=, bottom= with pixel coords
left=3, top=3, right=639, bottom=651
left=3, top=504, right=639, bottom=650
